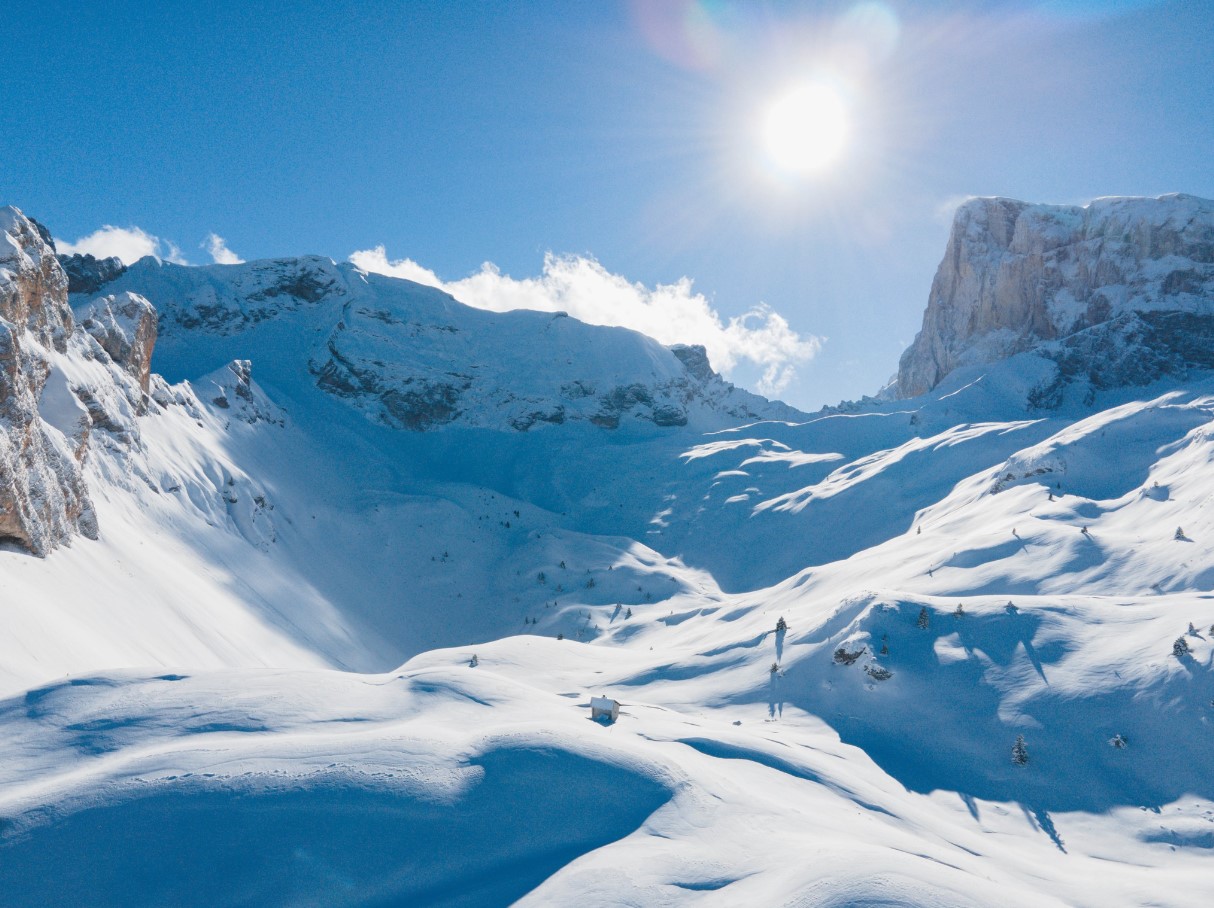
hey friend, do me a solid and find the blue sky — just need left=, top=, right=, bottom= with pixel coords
left=4, top=0, right=1212, bottom=408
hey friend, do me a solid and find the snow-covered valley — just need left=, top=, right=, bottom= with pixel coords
left=3, top=197, right=1214, bottom=906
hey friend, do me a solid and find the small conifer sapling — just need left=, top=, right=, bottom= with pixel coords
left=1012, top=735, right=1029, bottom=766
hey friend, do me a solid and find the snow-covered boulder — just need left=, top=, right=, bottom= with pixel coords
left=897, top=194, right=1214, bottom=398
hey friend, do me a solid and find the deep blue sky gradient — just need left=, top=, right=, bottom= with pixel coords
left=3, top=0, right=1212, bottom=407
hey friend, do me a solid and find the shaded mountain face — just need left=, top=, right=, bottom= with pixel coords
left=897, top=194, right=1214, bottom=400
left=71, top=254, right=804, bottom=434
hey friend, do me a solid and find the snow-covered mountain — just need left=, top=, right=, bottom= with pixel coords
left=77, top=253, right=803, bottom=433
left=3, top=199, right=1214, bottom=907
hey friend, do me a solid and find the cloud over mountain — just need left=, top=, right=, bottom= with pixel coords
left=349, top=247, right=820, bottom=396
left=203, top=233, right=244, bottom=265
left=57, top=225, right=189, bottom=265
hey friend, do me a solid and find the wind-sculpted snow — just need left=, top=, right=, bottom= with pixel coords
left=0, top=669, right=674, bottom=908
left=6, top=205, right=1214, bottom=904
left=734, top=592, right=1214, bottom=813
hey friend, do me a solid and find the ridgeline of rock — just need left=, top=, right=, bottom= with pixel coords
left=78, top=255, right=804, bottom=432
left=0, top=208, right=96, bottom=552
left=897, top=194, right=1214, bottom=400
left=0, top=208, right=165, bottom=554
left=60, top=252, right=128, bottom=295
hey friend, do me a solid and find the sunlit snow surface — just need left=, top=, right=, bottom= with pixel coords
left=2, top=259, right=1214, bottom=905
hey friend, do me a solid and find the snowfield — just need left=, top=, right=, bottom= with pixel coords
left=3, top=203, right=1214, bottom=906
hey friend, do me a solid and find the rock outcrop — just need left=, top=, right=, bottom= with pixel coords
left=0, top=208, right=171, bottom=554
left=59, top=253, right=127, bottom=295
left=76, top=291, right=158, bottom=395
left=0, top=207, right=96, bottom=552
left=199, top=359, right=285, bottom=427
left=897, top=194, right=1214, bottom=398
left=310, top=298, right=796, bottom=432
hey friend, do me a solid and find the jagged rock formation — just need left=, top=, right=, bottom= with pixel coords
left=0, top=208, right=96, bottom=552
left=195, top=359, right=285, bottom=427
left=76, top=291, right=158, bottom=396
left=0, top=208, right=176, bottom=554
left=79, top=256, right=805, bottom=432
left=59, top=253, right=127, bottom=295
left=897, top=194, right=1214, bottom=399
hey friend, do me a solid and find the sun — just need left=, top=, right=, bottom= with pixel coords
left=761, top=83, right=849, bottom=175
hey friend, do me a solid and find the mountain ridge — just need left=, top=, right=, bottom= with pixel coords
left=70, top=252, right=807, bottom=434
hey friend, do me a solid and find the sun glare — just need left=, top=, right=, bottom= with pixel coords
left=762, top=83, right=849, bottom=175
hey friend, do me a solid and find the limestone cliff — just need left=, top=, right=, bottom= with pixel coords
left=77, top=291, right=159, bottom=396
left=897, top=194, right=1214, bottom=398
left=0, top=208, right=162, bottom=554
left=0, top=207, right=96, bottom=552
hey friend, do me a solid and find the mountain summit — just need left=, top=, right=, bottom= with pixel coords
left=897, top=193, right=1214, bottom=399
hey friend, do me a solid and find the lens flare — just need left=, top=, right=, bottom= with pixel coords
left=762, top=83, right=849, bottom=174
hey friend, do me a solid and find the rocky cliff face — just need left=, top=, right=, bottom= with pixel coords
left=76, top=292, right=159, bottom=396
left=0, top=208, right=97, bottom=552
left=0, top=208, right=165, bottom=554
left=897, top=194, right=1214, bottom=399
left=59, top=253, right=127, bottom=295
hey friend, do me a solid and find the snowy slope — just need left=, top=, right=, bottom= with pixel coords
left=2, top=201, right=1214, bottom=906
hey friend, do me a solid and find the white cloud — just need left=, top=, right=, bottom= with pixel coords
left=203, top=233, right=245, bottom=265
left=349, top=247, right=821, bottom=397
left=934, top=194, right=977, bottom=225
left=57, top=225, right=189, bottom=265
